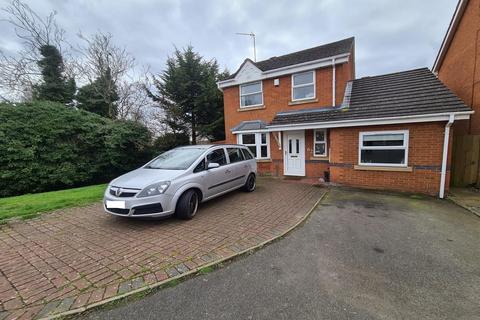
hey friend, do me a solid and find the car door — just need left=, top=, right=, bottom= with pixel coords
left=226, top=147, right=248, bottom=187
left=204, top=147, right=231, bottom=198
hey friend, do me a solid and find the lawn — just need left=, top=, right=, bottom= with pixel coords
left=0, top=184, right=107, bottom=222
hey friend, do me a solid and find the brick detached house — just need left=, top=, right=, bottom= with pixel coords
left=217, top=37, right=472, bottom=197
left=433, top=0, right=480, bottom=186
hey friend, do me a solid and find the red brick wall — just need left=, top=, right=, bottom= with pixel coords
left=329, top=123, right=451, bottom=196
left=437, top=0, right=480, bottom=135
left=253, top=130, right=330, bottom=179
left=243, top=123, right=450, bottom=196
left=223, top=60, right=354, bottom=144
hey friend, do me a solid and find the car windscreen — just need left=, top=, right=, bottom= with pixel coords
left=145, top=148, right=206, bottom=170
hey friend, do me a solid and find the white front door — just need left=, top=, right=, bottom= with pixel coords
left=283, top=130, right=305, bottom=176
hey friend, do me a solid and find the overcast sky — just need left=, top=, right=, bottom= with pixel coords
left=0, top=0, right=457, bottom=78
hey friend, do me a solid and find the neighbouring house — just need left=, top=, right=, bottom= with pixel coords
left=433, top=0, right=480, bottom=187
left=217, top=37, right=472, bottom=197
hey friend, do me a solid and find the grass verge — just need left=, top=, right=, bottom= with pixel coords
left=0, top=184, right=107, bottom=222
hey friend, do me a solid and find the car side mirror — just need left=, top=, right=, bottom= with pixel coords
left=207, top=162, right=220, bottom=169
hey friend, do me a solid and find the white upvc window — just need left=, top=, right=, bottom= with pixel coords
left=358, top=130, right=409, bottom=167
left=292, top=70, right=315, bottom=101
left=237, top=133, right=270, bottom=159
left=240, top=81, right=263, bottom=108
left=313, top=129, right=327, bottom=156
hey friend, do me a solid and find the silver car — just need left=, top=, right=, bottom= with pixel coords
left=103, top=144, right=257, bottom=219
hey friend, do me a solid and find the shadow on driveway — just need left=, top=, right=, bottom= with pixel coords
left=81, top=188, right=480, bottom=320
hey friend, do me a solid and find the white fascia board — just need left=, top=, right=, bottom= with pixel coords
left=218, top=53, right=350, bottom=89
left=258, top=111, right=473, bottom=132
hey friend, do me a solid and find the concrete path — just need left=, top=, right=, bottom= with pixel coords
left=0, top=179, right=324, bottom=320
left=81, top=188, right=480, bottom=320
left=449, top=187, right=480, bottom=217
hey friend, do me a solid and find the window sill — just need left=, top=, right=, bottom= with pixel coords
left=354, top=165, right=413, bottom=172
left=256, top=159, right=272, bottom=163
left=310, top=156, right=328, bottom=161
left=288, top=98, right=318, bottom=106
left=237, top=105, right=265, bottom=112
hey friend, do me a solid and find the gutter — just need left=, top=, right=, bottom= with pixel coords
left=217, top=53, right=350, bottom=89
left=231, top=111, right=473, bottom=134
left=439, top=114, right=455, bottom=199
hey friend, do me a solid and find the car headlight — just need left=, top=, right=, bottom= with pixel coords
left=137, top=181, right=171, bottom=198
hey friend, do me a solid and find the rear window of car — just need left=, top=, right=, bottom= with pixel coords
left=241, top=148, right=254, bottom=160
left=207, top=148, right=227, bottom=165
left=227, top=148, right=244, bottom=163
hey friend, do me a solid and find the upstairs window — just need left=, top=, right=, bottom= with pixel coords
left=313, top=129, right=327, bottom=156
left=359, top=131, right=409, bottom=167
left=292, top=71, right=315, bottom=101
left=240, top=81, right=263, bottom=108
left=238, top=133, right=270, bottom=159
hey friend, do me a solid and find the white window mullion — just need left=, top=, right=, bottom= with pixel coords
left=237, top=133, right=270, bottom=160
left=358, top=130, right=409, bottom=167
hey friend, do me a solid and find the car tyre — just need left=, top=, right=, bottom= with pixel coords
left=175, top=189, right=199, bottom=220
left=243, top=173, right=256, bottom=192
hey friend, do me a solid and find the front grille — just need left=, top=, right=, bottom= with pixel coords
left=132, top=203, right=163, bottom=215
left=109, top=187, right=139, bottom=198
left=107, top=208, right=130, bottom=215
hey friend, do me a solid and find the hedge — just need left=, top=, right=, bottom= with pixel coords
left=0, top=101, right=153, bottom=197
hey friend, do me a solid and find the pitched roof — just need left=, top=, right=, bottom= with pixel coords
left=433, top=0, right=469, bottom=72
left=231, top=120, right=267, bottom=132
left=227, top=37, right=354, bottom=80
left=270, top=68, right=471, bottom=126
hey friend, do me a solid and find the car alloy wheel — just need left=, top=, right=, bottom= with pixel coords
left=189, top=192, right=199, bottom=216
left=247, top=175, right=256, bottom=191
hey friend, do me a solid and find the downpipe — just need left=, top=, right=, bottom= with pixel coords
left=439, top=114, right=455, bottom=198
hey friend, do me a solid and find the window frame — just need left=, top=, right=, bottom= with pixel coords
left=206, top=147, right=228, bottom=166
left=226, top=147, right=245, bottom=164
left=237, top=133, right=270, bottom=160
left=291, top=70, right=316, bottom=102
left=313, top=129, right=327, bottom=157
left=239, top=81, right=263, bottom=108
left=358, top=130, right=409, bottom=167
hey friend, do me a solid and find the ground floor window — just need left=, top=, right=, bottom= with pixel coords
left=359, top=130, right=409, bottom=166
left=313, top=129, right=327, bottom=156
left=238, top=133, right=270, bottom=159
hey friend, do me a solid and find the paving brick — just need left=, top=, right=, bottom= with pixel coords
left=3, top=298, right=23, bottom=311
left=71, top=292, right=91, bottom=310
left=117, top=281, right=133, bottom=295
left=103, top=284, right=118, bottom=300
left=0, top=179, right=323, bottom=320
left=174, top=263, right=190, bottom=274
left=87, top=288, right=105, bottom=304
left=154, top=271, right=168, bottom=282
left=165, top=268, right=179, bottom=278
left=52, top=297, right=75, bottom=314
left=35, top=300, right=61, bottom=319
left=143, top=273, right=157, bottom=285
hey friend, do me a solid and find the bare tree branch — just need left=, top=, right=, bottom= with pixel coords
left=0, top=0, right=69, bottom=101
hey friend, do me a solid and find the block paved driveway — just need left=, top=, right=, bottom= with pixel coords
left=0, top=179, right=324, bottom=320
left=82, top=188, right=480, bottom=320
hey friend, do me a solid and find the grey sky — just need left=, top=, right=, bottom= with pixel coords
left=0, top=0, right=457, bottom=78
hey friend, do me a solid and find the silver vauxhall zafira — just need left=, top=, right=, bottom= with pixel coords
left=104, top=144, right=257, bottom=219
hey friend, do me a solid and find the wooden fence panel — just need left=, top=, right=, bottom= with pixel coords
left=452, top=135, right=480, bottom=187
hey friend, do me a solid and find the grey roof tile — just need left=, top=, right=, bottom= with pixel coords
left=231, top=120, right=267, bottom=132
left=227, top=37, right=354, bottom=80
left=270, top=68, right=471, bottom=126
